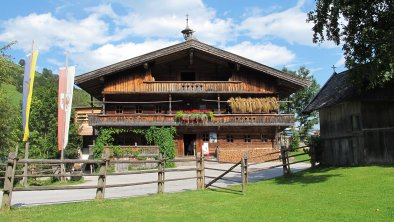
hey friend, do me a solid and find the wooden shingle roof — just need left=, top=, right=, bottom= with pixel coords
left=303, top=68, right=394, bottom=113
left=303, top=70, right=355, bottom=113
left=75, top=39, right=310, bottom=97
left=76, top=40, right=308, bottom=85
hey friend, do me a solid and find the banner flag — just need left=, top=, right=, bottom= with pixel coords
left=57, top=66, right=75, bottom=151
left=22, top=50, right=39, bottom=142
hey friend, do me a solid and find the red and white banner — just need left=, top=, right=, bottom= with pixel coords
left=58, top=66, right=75, bottom=151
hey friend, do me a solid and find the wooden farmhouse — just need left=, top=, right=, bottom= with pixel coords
left=74, top=27, right=308, bottom=162
left=304, top=69, right=394, bottom=166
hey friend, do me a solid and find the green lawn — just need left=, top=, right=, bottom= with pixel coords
left=289, top=149, right=311, bottom=162
left=1, top=166, right=393, bottom=222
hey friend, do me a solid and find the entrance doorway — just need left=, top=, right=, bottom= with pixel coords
left=183, top=134, right=196, bottom=156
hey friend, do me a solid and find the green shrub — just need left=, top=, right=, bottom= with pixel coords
left=290, top=127, right=300, bottom=151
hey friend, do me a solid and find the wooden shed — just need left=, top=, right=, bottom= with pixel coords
left=303, top=69, right=394, bottom=165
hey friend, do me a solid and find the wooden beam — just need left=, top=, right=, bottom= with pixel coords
left=189, top=49, right=194, bottom=65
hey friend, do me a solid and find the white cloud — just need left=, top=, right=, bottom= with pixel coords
left=239, top=6, right=314, bottom=46
left=0, top=13, right=114, bottom=52
left=335, top=56, right=346, bottom=68
left=73, top=39, right=179, bottom=72
left=239, top=0, right=339, bottom=48
left=224, top=41, right=295, bottom=67
left=85, top=4, right=118, bottom=19
left=113, top=0, right=235, bottom=45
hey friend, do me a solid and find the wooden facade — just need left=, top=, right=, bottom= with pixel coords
left=304, top=70, right=394, bottom=165
left=75, top=39, right=308, bottom=162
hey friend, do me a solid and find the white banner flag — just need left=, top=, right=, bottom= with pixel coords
left=58, top=66, right=75, bottom=151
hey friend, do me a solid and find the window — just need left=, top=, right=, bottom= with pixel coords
left=226, top=135, right=233, bottom=143
left=261, top=134, right=268, bottom=142
left=209, top=132, right=217, bottom=143
left=202, top=133, right=209, bottom=142
left=116, top=105, right=123, bottom=114
left=135, top=105, right=143, bottom=114
left=244, top=135, right=251, bottom=143
left=155, top=105, right=162, bottom=113
left=351, top=115, right=360, bottom=131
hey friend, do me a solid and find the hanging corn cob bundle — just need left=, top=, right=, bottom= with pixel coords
left=228, top=97, right=278, bottom=113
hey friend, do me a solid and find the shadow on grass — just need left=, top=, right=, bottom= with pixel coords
left=206, top=187, right=244, bottom=195
left=272, top=166, right=341, bottom=185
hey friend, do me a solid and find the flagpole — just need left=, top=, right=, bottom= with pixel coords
left=60, top=50, right=68, bottom=182
left=22, top=40, right=35, bottom=187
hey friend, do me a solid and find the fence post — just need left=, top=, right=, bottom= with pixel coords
left=1, top=152, right=17, bottom=210
left=196, top=152, right=200, bottom=189
left=285, top=147, right=291, bottom=173
left=310, top=146, right=316, bottom=168
left=280, top=146, right=290, bottom=175
left=243, top=152, right=248, bottom=184
left=196, top=152, right=205, bottom=190
left=201, top=152, right=205, bottom=189
left=241, top=158, right=246, bottom=194
left=95, top=151, right=109, bottom=200
left=22, top=142, right=29, bottom=187
left=157, top=153, right=164, bottom=194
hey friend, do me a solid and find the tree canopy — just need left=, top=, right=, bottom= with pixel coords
left=0, top=45, right=84, bottom=161
left=0, top=42, right=16, bottom=84
left=282, top=67, right=320, bottom=140
left=307, top=0, right=394, bottom=89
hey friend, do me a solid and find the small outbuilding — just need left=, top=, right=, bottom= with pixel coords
left=303, top=69, right=394, bottom=166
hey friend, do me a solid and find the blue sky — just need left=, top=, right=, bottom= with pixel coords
left=0, top=0, right=346, bottom=86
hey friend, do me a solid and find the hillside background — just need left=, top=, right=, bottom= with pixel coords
left=0, top=58, right=93, bottom=161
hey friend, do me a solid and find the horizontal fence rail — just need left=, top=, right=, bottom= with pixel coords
left=1, top=145, right=317, bottom=210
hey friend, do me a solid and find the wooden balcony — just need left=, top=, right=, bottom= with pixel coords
left=88, top=114, right=294, bottom=127
left=143, top=81, right=243, bottom=93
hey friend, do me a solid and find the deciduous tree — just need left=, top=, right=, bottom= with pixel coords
left=307, top=0, right=394, bottom=89
left=282, top=67, right=320, bottom=140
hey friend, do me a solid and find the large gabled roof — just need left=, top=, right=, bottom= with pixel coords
left=303, top=68, right=394, bottom=113
left=75, top=39, right=310, bottom=96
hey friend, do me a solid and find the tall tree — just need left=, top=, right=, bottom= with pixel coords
left=307, top=0, right=394, bottom=89
left=282, top=67, right=320, bottom=140
left=18, top=59, right=25, bottom=67
left=0, top=92, right=20, bottom=161
left=0, top=42, right=20, bottom=161
left=0, top=42, right=16, bottom=84
left=25, top=69, right=81, bottom=159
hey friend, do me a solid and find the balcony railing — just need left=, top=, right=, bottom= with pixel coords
left=88, top=114, right=294, bottom=127
left=143, top=81, right=243, bottom=93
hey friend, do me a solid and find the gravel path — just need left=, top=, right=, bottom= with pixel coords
left=2, top=162, right=310, bottom=207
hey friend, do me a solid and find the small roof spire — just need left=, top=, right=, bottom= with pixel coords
left=181, top=14, right=194, bottom=41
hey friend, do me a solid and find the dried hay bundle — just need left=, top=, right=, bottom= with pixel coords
left=228, top=97, right=278, bottom=113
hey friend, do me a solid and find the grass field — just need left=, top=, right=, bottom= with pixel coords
left=289, top=149, right=311, bottom=162
left=1, top=166, right=393, bottom=222
left=0, top=83, right=21, bottom=108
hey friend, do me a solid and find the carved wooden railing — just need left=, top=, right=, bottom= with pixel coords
left=143, top=81, right=243, bottom=92
left=88, top=114, right=294, bottom=127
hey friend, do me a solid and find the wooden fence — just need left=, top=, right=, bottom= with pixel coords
left=1, top=146, right=316, bottom=210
